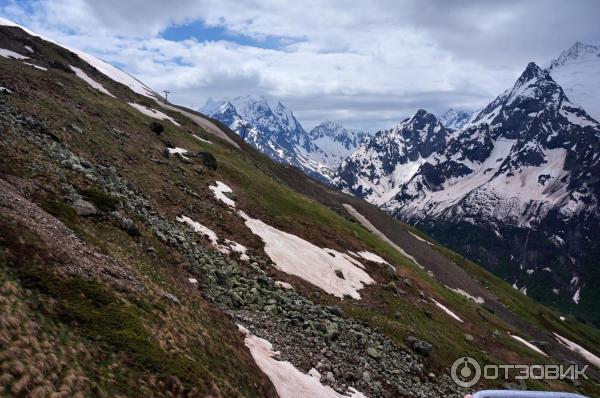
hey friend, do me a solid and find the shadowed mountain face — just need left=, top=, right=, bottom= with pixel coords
left=336, top=62, right=600, bottom=324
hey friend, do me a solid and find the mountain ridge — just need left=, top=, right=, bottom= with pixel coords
left=202, top=95, right=367, bottom=181
left=335, top=60, right=600, bottom=323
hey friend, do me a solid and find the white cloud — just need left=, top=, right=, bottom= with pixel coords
left=2, top=0, right=599, bottom=130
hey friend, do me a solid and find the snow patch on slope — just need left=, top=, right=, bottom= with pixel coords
left=239, top=211, right=374, bottom=299
left=0, top=17, right=157, bottom=99
left=177, top=215, right=249, bottom=260
left=509, top=334, right=547, bottom=356
left=167, top=147, right=188, bottom=159
left=0, top=48, right=27, bottom=59
left=554, top=333, right=600, bottom=368
left=354, top=251, right=389, bottom=265
left=128, top=103, right=180, bottom=126
left=449, top=287, right=485, bottom=304
left=238, top=325, right=366, bottom=398
left=70, top=66, right=115, bottom=97
left=431, top=298, right=463, bottom=322
left=209, top=181, right=236, bottom=207
left=23, top=62, right=46, bottom=71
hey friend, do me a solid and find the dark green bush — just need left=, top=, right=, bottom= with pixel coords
left=79, top=188, right=119, bottom=212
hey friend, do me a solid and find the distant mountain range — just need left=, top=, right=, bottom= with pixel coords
left=202, top=43, right=600, bottom=322
left=201, top=96, right=366, bottom=182
left=334, top=44, right=600, bottom=322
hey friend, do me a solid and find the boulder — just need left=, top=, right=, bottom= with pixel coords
left=367, top=347, right=381, bottom=359
left=150, top=121, right=164, bottom=134
left=71, top=199, right=97, bottom=216
left=193, top=151, right=218, bottom=170
left=48, top=60, right=73, bottom=73
left=406, top=336, right=432, bottom=357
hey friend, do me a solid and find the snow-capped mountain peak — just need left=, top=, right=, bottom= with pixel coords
left=203, top=95, right=372, bottom=181
left=337, top=59, right=599, bottom=230
left=334, top=109, right=449, bottom=204
left=546, top=42, right=600, bottom=121
left=438, top=108, right=474, bottom=130
left=306, top=121, right=368, bottom=168
left=548, top=41, right=600, bottom=70
left=335, top=61, right=600, bottom=315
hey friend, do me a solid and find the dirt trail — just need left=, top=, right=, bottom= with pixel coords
left=343, top=204, right=424, bottom=268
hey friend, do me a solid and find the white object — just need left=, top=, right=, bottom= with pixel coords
left=23, top=62, right=47, bottom=71
left=69, top=66, right=115, bottom=97
left=275, top=281, right=294, bottom=290
left=449, top=287, right=485, bottom=304
left=177, top=215, right=249, bottom=260
left=128, top=102, right=181, bottom=126
left=408, top=231, right=434, bottom=245
left=167, top=147, right=189, bottom=160
left=509, top=334, right=547, bottom=356
left=209, top=181, right=236, bottom=207
left=554, top=333, right=600, bottom=369
left=0, top=47, right=28, bottom=59
left=193, top=134, right=212, bottom=144
left=431, top=298, right=463, bottom=322
left=355, top=250, right=389, bottom=265
left=240, top=211, right=374, bottom=299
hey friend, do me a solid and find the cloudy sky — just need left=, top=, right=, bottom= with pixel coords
left=1, top=0, right=599, bottom=130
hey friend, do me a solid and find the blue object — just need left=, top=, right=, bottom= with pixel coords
left=472, top=391, right=588, bottom=398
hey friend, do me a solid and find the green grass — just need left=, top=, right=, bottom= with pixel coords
left=42, top=199, right=78, bottom=225
left=13, top=263, right=210, bottom=392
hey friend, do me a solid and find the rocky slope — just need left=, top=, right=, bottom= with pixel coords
left=336, top=62, right=600, bottom=325
left=2, top=18, right=600, bottom=398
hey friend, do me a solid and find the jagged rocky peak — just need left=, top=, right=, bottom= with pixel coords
left=395, top=109, right=448, bottom=156
left=516, top=61, right=545, bottom=83
left=468, top=60, right=595, bottom=138
left=309, top=121, right=366, bottom=147
left=333, top=109, right=449, bottom=203
left=200, top=95, right=335, bottom=181
left=309, top=120, right=348, bottom=139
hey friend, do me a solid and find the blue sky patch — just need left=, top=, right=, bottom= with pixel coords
left=162, top=19, right=291, bottom=50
